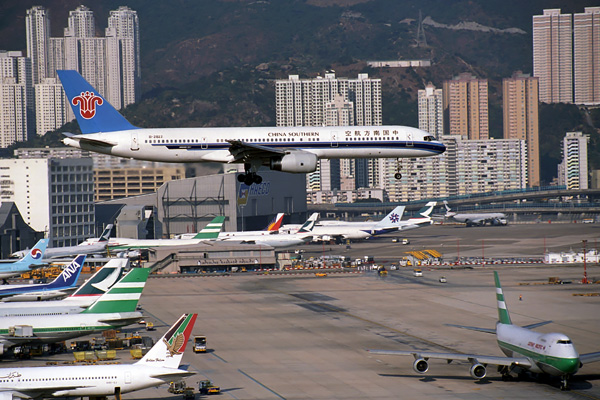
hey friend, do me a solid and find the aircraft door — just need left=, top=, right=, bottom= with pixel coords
left=406, top=131, right=414, bottom=147
left=330, top=131, right=339, bottom=147
left=131, top=132, right=139, bottom=151
left=201, top=136, right=208, bottom=149
left=125, top=371, right=132, bottom=384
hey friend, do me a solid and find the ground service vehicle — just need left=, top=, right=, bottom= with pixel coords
left=413, top=269, right=423, bottom=277
left=199, top=380, right=220, bottom=395
left=193, top=336, right=206, bottom=353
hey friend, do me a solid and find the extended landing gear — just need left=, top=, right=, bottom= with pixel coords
left=238, top=170, right=263, bottom=186
left=560, top=375, right=570, bottom=391
left=498, top=366, right=512, bottom=381
left=394, top=158, right=402, bottom=180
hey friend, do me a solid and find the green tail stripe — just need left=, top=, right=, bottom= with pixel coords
left=494, top=271, right=512, bottom=325
left=193, top=216, right=225, bottom=239
left=82, top=268, right=149, bottom=314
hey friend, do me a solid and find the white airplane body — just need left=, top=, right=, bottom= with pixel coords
left=0, top=258, right=126, bottom=314
left=218, top=215, right=316, bottom=248
left=0, top=313, right=197, bottom=400
left=0, top=267, right=148, bottom=354
left=57, top=70, right=445, bottom=185
left=369, top=271, right=600, bottom=390
left=444, top=201, right=507, bottom=226
left=11, top=225, right=112, bottom=259
left=0, top=239, right=48, bottom=280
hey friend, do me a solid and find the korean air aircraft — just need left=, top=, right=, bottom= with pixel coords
left=0, top=313, right=197, bottom=400
left=369, top=271, right=600, bottom=390
left=0, top=239, right=48, bottom=280
left=57, top=70, right=445, bottom=185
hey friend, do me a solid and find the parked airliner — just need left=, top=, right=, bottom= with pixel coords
left=0, top=255, right=85, bottom=302
left=57, top=70, right=445, bottom=185
left=443, top=200, right=507, bottom=226
left=369, top=271, right=600, bottom=390
left=0, top=313, right=197, bottom=400
left=0, top=239, right=48, bottom=280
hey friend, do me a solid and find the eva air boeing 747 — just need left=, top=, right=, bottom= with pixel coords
left=57, top=70, right=445, bottom=185
left=369, top=271, right=600, bottom=390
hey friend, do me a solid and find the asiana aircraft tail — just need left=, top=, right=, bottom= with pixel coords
left=57, top=70, right=445, bottom=185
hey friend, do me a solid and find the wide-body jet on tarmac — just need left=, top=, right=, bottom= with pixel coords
left=369, top=271, right=600, bottom=390
left=58, top=70, right=445, bottom=185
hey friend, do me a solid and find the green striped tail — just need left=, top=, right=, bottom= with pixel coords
left=494, top=271, right=512, bottom=325
left=82, top=267, right=150, bottom=314
left=193, top=216, right=225, bottom=239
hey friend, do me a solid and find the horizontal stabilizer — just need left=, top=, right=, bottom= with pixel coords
left=444, top=323, right=496, bottom=334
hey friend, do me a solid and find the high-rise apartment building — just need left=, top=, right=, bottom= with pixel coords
left=574, top=7, right=600, bottom=105
left=25, top=6, right=51, bottom=85
left=276, top=73, right=381, bottom=127
left=0, top=158, right=94, bottom=247
left=443, top=73, right=489, bottom=140
left=533, top=9, right=573, bottom=103
left=0, top=51, right=33, bottom=147
left=27, top=5, right=140, bottom=120
left=503, top=71, right=540, bottom=187
left=418, top=82, right=444, bottom=138
left=34, top=78, right=67, bottom=135
left=557, top=131, right=590, bottom=190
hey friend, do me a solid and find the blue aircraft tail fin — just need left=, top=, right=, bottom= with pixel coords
left=46, top=255, right=86, bottom=289
left=57, top=70, right=138, bottom=134
left=19, top=239, right=49, bottom=265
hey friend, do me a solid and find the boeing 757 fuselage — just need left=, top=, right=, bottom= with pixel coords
left=57, top=70, right=445, bottom=185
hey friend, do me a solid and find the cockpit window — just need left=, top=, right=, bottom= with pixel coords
left=424, top=135, right=435, bottom=142
left=557, top=340, right=572, bottom=344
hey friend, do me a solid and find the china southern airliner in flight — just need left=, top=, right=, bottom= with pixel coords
left=57, top=70, right=445, bottom=185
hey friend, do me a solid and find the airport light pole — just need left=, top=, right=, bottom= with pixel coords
left=582, top=240, right=588, bottom=284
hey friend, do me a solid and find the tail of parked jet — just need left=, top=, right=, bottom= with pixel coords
left=97, top=224, right=113, bottom=242
left=18, top=239, right=49, bottom=266
left=57, top=70, right=137, bottom=134
left=192, top=216, right=226, bottom=239
left=45, top=254, right=86, bottom=289
left=442, top=200, right=456, bottom=217
left=494, top=271, right=512, bottom=325
left=68, top=258, right=127, bottom=298
left=297, top=214, right=318, bottom=234
left=373, top=206, right=406, bottom=229
left=266, top=213, right=285, bottom=231
left=137, top=313, right=198, bottom=369
left=417, top=201, right=437, bottom=218
left=82, top=267, right=150, bottom=314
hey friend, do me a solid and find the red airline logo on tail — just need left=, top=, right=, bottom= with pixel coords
left=72, top=91, right=103, bottom=119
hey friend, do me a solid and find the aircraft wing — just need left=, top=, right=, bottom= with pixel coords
left=368, top=350, right=532, bottom=368
left=522, top=321, right=552, bottom=330
left=444, top=323, right=496, bottom=334
left=580, top=352, right=600, bottom=364
left=226, top=139, right=285, bottom=162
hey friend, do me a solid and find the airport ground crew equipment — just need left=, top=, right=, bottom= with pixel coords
left=198, top=380, right=220, bottom=395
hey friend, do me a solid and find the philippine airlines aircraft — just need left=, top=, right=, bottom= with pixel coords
left=0, top=255, right=85, bottom=302
left=369, top=271, right=600, bottom=390
left=11, top=225, right=112, bottom=259
left=178, top=213, right=284, bottom=240
left=217, top=214, right=317, bottom=248
left=443, top=200, right=507, bottom=227
left=0, top=258, right=126, bottom=316
left=0, top=267, right=148, bottom=354
left=0, top=239, right=48, bottom=280
left=0, top=313, right=197, bottom=400
left=57, top=70, right=445, bottom=185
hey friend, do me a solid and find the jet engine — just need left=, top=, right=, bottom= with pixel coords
left=413, top=358, right=429, bottom=374
left=270, top=151, right=318, bottom=173
left=470, top=363, right=487, bottom=379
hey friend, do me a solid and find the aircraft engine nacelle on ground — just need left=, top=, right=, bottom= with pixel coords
left=413, top=358, right=429, bottom=374
left=270, top=151, right=318, bottom=173
left=470, top=363, right=487, bottom=379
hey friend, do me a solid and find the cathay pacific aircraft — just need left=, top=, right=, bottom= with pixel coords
left=369, top=271, right=600, bottom=390
left=57, top=70, right=445, bottom=185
